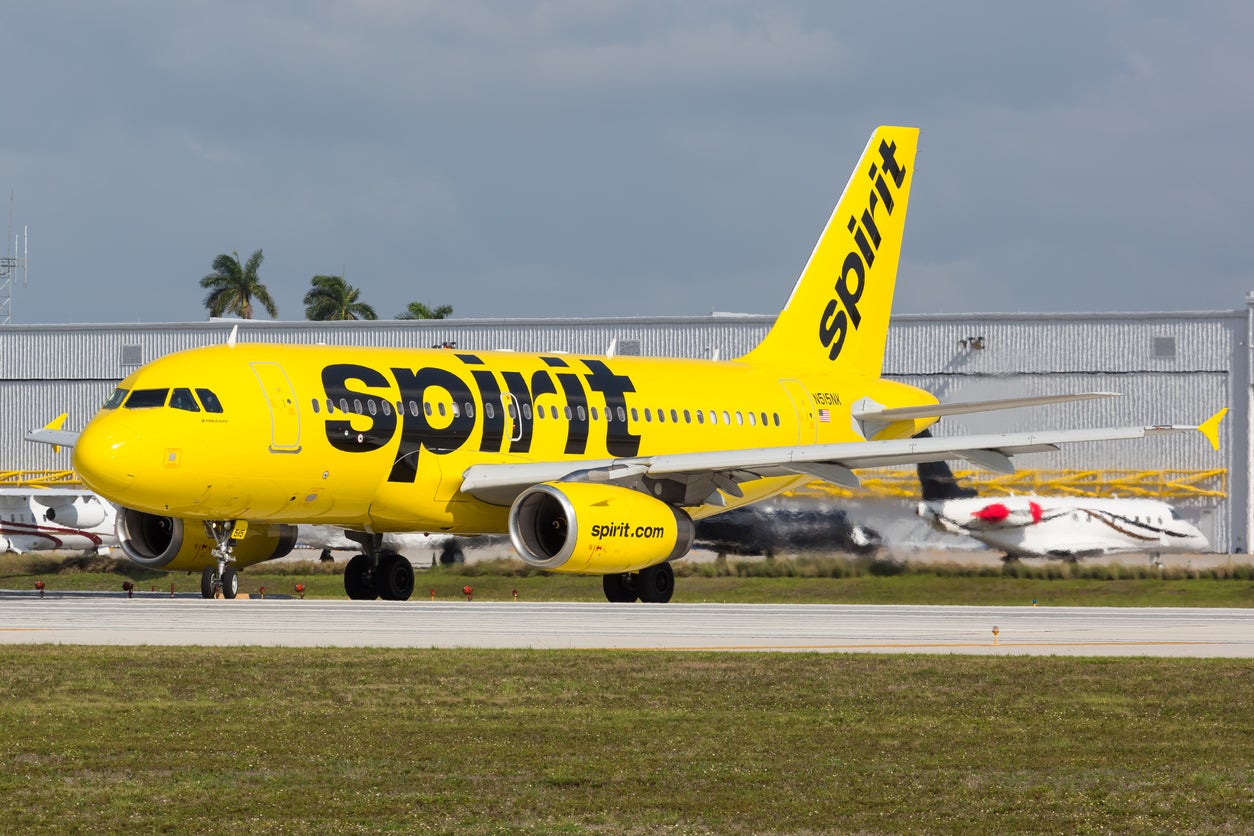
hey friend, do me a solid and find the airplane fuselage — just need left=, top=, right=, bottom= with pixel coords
left=73, top=343, right=937, bottom=534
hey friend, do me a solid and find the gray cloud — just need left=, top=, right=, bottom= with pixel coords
left=1, top=1, right=1251, bottom=324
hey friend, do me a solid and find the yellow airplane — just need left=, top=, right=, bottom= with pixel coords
left=31, top=125, right=1224, bottom=602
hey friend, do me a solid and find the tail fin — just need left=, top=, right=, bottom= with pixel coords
left=918, top=461, right=978, bottom=502
left=914, top=430, right=978, bottom=501
left=740, top=125, right=919, bottom=375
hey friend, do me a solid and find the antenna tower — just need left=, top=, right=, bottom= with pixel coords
left=0, top=192, right=28, bottom=325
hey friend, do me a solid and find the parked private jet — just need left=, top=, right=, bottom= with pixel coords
left=0, top=488, right=118, bottom=555
left=916, top=457, right=1211, bottom=559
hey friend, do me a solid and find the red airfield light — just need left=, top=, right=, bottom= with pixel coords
left=462, top=585, right=473, bottom=601
left=34, top=580, right=45, bottom=598
left=122, top=581, right=134, bottom=599
left=295, top=583, right=306, bottom=600
left=429, top=588, right=436, bottom=601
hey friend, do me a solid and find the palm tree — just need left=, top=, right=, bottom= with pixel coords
left=200, top=249, right=278, bottom=319
left=304, top=275, right=378, bottom=321
left=396, top=301, right=453, bottom=320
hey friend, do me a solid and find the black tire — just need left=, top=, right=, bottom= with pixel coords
left=636, top=562, right=675, bottom=604
left=344, top=553, right=378, bottom=600
left=376, top=553, right=415, bottom=601
left=200, top=566, right=216, bottom=599
left=602, top=573, right=638, bottom=603
left=220, top=566, right=239, bottom=600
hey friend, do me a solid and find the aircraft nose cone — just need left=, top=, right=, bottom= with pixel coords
left=72, top=421, right=136, bottom=500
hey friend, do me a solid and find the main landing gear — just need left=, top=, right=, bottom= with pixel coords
left=201, top=521, right=241, bottom=599
left=602, top=562, right=675, bottom=604
left=343, top=531, right=415, bottom=601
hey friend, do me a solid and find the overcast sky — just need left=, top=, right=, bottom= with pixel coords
left=2, top=2, right=1252, bottom=325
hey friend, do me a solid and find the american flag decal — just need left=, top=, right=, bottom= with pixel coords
left=818, top=408, right=830, bottom=422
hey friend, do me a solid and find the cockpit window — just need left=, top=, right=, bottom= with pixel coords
left=125, top=388, right=170, bottom=409
left=169, top=388, right=201, bottom=412
left=196, top=388, right=224, bottom=414
left=103, top=388, right=128, bottom=410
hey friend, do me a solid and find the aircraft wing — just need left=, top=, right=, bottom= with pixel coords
left=25, top=428, right=80, bottom=449
left=460, top=414, right=1223, bottom=507
left=24, top=414, right=79, bottom=452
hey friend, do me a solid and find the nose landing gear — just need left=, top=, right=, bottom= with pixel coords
left=201, top=520, right=242, bottom=599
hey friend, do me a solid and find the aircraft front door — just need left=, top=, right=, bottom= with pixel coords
left=251, top=362, right=302, bottom=453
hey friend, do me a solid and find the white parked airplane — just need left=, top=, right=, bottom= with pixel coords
left=918, top=494, right=1209, bottom=559
left=0, top=488, right=118, bottom=555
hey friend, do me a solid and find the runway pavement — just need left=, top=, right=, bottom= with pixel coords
left=0, top=597, right=1250, bottom=656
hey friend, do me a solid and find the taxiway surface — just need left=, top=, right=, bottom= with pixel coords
left=0, top=598, right=1250, bottom=656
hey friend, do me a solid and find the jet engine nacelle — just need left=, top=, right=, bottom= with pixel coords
left=508, top=482, right=695, bottom=574
left=115, top=508, right=297, bottom=571
left=39, top=497, right=109, bottom=530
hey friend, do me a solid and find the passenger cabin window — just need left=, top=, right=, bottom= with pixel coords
left=196, top=389, right=225, bottom=414
left=103, top=388, right=129, bottom=409
left=125, top=388, right=169, bottom=409
left=169, top=388, right=201, bottom=412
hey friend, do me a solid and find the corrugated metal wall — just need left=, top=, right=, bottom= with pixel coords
left=0, top=307, right=1244, bottom=550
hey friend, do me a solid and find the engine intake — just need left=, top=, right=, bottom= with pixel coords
left=509, top=482, right=694, bottom=574
left=116, top=508, right=297, bottom=571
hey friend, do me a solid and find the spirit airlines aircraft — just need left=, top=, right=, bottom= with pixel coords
left=32, top=126, right=1224, bottom=601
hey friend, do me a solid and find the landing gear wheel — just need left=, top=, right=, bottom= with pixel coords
left=376, top=553, right=415, bottom=601
left=636, top=562, right=675, bottom=604
left=602, top=573, right=638, bottom=603
left=200, top=566, right=216, bottom=599
left=220, top=566, right=239, bottom=599
left=344, top=553, right=378, bottom=600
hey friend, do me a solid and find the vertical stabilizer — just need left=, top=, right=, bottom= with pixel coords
left=740, top=126, right=919, bottom=375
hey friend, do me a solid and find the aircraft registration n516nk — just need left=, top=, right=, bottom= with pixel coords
left=34, top=126, right=1224, bottom=602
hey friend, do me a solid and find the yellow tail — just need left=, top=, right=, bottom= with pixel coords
left=740, top=126, right=919, bottom=375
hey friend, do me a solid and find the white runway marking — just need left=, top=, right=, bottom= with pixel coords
left=0, top=598, right=1250, bottom=656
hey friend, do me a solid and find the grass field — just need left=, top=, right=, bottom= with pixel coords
left=3, top=554, right=1252, bottom=608
left=1, top=555, right=1251, bottom=832
left=0, top=648, right=1249, bottom=833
